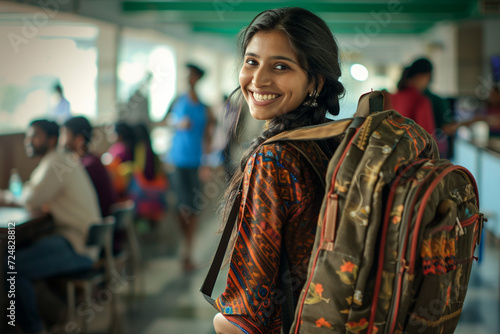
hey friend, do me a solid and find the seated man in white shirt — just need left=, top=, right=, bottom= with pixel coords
left=2, top=119, right=101, bottom=334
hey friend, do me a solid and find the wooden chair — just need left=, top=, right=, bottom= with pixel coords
left=110, top=200, right=143, bottom=302
left=58, top=216, right=121, bottom=334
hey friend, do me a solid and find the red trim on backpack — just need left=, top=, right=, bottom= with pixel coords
left=387, top=162, right=448, bottom=333
left=389, top=165, right=478, bottom=333
left=367, top=159, right=428, bottom=334
left=409, top=166, right=479, bottom=274
left=429, top=214, right=480, bottom=233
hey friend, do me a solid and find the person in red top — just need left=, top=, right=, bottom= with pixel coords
left=387, top=59, right=436, bottom=136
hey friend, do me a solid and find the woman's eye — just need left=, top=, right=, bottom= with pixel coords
left=246, top=59, right=258, bottom=66
left=275, top=64, right=289, bottom=70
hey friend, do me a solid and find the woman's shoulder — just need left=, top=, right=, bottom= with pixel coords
left=255, top=140, right=308, bottom=159
left=251, top=140, right=328, bottom=173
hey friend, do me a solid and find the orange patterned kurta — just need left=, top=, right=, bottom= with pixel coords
left=214, top=140, right=330, bottom=333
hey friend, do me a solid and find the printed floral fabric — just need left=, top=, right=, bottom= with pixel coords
left=214, top=141, right=330, bottom=334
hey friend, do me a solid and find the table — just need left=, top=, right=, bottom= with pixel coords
left=0, top=207, right=53, bottom=331
left=0, top=207, right=53, bottom=245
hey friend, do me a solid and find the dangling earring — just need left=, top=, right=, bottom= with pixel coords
left=303, top=89, right=319, bottom=107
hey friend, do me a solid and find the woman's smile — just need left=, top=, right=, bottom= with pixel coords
left=249, top=90, right=282, bottom=105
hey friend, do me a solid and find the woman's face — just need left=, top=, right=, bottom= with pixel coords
left=239, top=30, right=313, bottom=120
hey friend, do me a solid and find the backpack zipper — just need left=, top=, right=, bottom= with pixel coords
left=408, top=166, right=479, bottom=274
left=367, top=159, right=428, bottom=334
left=386, top=162, right=450, bottom=333
left=427, top=214, right=478, bottom=234
left=388, top=165, right=478, bottom=333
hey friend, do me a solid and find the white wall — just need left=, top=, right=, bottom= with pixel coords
left=422, top=23, right=458, bottom=97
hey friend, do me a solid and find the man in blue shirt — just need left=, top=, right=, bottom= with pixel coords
left=164, top=64, right=216, bottom=271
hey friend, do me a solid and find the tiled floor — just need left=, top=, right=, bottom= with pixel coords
left=455, top=234, right=500, bottom=334
left=83, top=192, right=500, bottom=334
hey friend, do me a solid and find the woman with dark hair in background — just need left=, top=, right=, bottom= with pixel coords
left=387, top=59, right=436, bottom=136
left=128, top=123, right=168, bottom=225
left=211, top=7, right=345, bottom=334
left=103, top=121, right=136, bottom=200
left=107, top=122, right=136, bottom=163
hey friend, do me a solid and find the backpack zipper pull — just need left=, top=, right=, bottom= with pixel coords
left=455, top=217, right=465, bottom=237
left=322, top=193, right=338, bottom=251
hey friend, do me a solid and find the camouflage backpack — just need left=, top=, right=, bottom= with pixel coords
left=276, top=91, right=484, bottom=333
left=201, top=91, right=484, bottom=334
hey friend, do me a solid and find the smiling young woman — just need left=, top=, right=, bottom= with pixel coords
left=209, top=7, right=345, bottom=334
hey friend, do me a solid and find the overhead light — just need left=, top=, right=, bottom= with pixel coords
left=350, top=64, right=369, bottom=81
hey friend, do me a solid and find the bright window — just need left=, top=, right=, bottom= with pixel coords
left=0, top=21, right=98, bottom=133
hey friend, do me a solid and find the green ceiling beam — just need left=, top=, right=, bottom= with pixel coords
left=122, top=1, right=472, bottom=15
left=192, top=25, right=430, bottom=35
left=123, top=0, right=477, bottom=36
left=191, top=21, right=435, bottom=31
left=148, top=11, right=456, bottom=23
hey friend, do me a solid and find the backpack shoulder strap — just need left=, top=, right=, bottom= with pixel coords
left=265, top=90, right=385, bottom=144
left=263, top=90, right=385, bottom=184
left=200, top=187, right=242, bottom=306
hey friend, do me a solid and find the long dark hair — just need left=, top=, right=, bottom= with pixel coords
left=134, top=123, right=157, bottom=181
left=222, top=7, right=345, bottom=222
left=114, top=122, right=136, bottom=160
left=397, top=58, right=433, bottom=91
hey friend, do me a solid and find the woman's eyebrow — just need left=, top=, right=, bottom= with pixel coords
left=245, top=52, right=298, bottom=65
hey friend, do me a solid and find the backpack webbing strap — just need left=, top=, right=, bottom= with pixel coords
left=200, top=188, right=242, bottom=306
left=354, top=90, right=384, bottom=116
left=279, top=246, right=295, bottom=334
left=265, top=118, right=352, bottom=144
left=369, top=93, right=384, bottom=114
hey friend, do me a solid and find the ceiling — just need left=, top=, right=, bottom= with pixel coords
left=119, top=0, right=483, bottom=36
left=2, top=0, right=498, bottom=43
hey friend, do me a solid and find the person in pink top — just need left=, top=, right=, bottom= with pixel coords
left=387, top=59, right=436, bottom=137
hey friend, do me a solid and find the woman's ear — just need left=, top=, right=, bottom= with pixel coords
left=316, top=75, right=325, bottom=94
left=309, top=75, right=325, bottom=95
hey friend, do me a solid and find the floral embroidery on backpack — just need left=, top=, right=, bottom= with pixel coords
left=304, top=282, right=330, bottom=305
left=346, top=318, right=368, bottom=333
left=336, top=260, right=358, bottom=285
left=315, top=317, right=333, bottom=329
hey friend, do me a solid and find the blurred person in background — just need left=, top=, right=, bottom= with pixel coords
left=485, top=84, right=500, bottom=136
left=162, top=63, right=216, bottom=271
left=60, top=116, right=117, bottom=217
left=103, top=121, right=136, bottom=201
left=415, top=58, right=458, bottom=158
left=387, top=59, right=436, bottom=136
left=127, top=123, right=168, bottom=227
left=0, top=119, right=100, bottom=334
left=48, top=83, right=71, bottom=125
left=119, top=73, right=153, bottom=131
